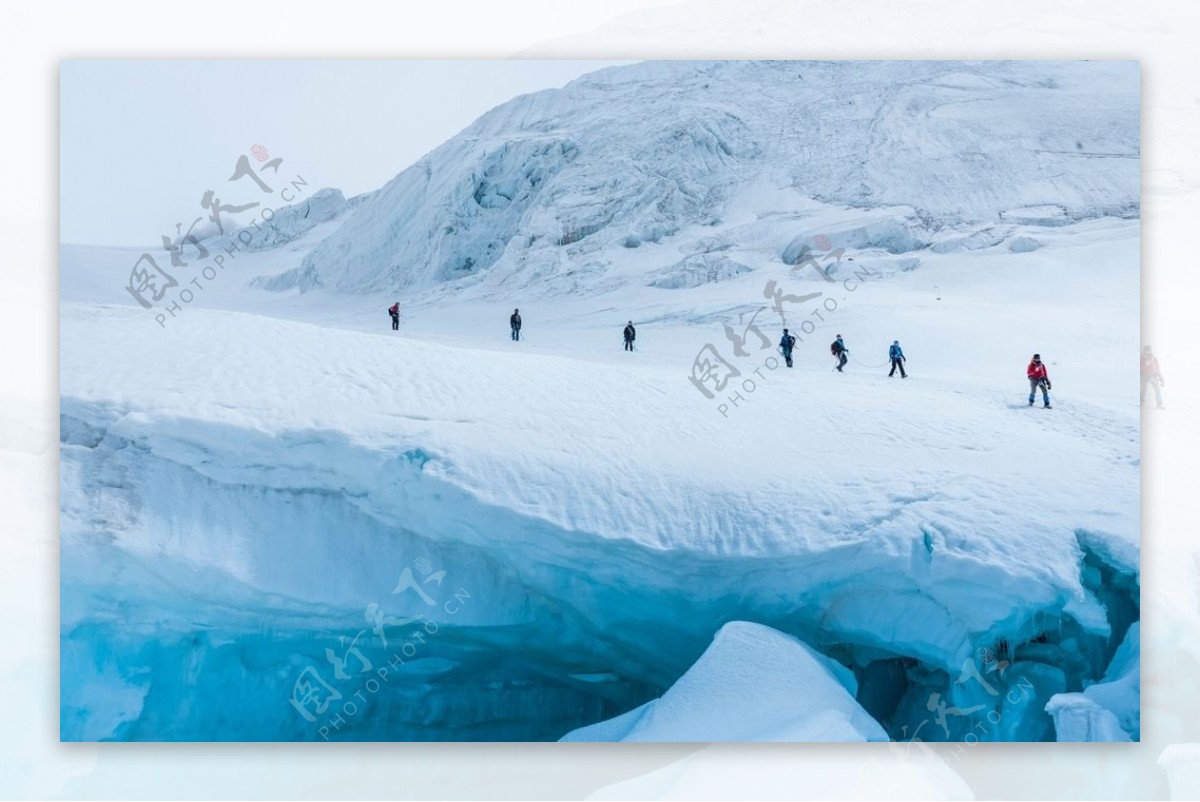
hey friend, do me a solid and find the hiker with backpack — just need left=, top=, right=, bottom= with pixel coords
left=1027, top=353, right=1052, bottom=408
left=780, top=328, right=797, bottom=368
left=888, top=340, right=907, bottom=378
left=623, top=321, right=636, bottom=352
left=388, top=301, right=400, bottom=331
left=510, top=308, right=522, bottom=341
left=1141, top=345, right=1164, bottom=408
left=831, top=334, right=849, bottom=372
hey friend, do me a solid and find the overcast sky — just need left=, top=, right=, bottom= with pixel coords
left=60, top=60, right=630, bottom=246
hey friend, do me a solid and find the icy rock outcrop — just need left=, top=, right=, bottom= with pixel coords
left=1045, top=622, right=1140, bottom=741
left=999, top=205, right=1072, bottom=226
left=781, top=215, right=928, bottom=263
left=233, top=187, right=348, bottom=251
left=929, top=225, right=1012, bottom=254
left=1044, top=696, right=1131, bottom=742
left=648, top=253, right=753, bottom=288
left=561, top=622, right=888, bottom=742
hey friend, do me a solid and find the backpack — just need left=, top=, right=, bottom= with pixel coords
left=830, top=340, right=838, bottom=355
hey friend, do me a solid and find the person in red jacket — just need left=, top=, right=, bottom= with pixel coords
left=1141, top=345, right=1164, bottom=408
left=388, top=301, right=400, bottom=331
left=1027, top=353, right=1051, bottom=408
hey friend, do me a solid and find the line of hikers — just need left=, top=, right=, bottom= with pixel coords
left=777, top=331, right=906, bottom=377
left=514, top=307, right=637, bottom=349
left=388, top=301, right=1165, bottom=409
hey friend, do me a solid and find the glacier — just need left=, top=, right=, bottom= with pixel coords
left=59, top=59, right=1139, bottom=742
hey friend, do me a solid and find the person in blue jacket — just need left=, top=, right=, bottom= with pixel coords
left=888, top=339, right=907, bottom=378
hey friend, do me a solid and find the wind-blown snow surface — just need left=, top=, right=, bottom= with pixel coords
left=60, top=60, right=1139, bottom=742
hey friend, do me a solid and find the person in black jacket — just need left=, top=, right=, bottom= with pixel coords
left=780, top=328, right=797, bottom=368
left=623, top=321, right=636, bottom=352
left=510, top=308, right=522, bottom=341
left=831, top=334, right=849, bottom=372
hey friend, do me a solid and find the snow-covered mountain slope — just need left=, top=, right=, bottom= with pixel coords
left=59, top=59, right=1139, bottom=742
left=273, top=60, right=1137, bottom=295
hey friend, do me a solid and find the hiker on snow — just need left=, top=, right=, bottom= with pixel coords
left=780, top=328, right=797, bottom=368
left=1141, top=345, right=1164, bottom=408
left=831, top=334, right=849, bottom=372
left=388, top=301, right=400, bottom=331
left=888, top=340, right=907, bottom=378
left=510, top=308, right=522, bottom=341
left=1027, top=353, right=1052, bottom=408
left=623, top=321, right=636, bottom=352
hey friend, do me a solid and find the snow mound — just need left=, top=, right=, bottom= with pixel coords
left=1008, top=235, right=1043, bottom=253
left=561, top=622, right=888, bottom=742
